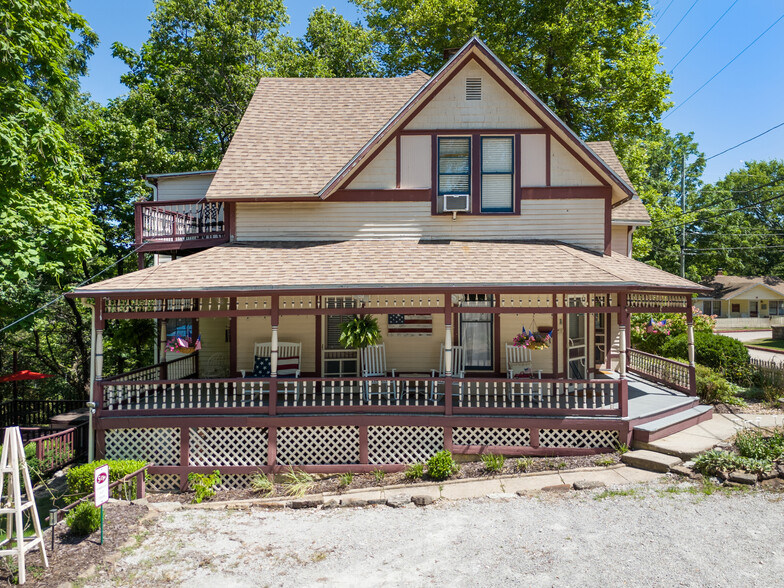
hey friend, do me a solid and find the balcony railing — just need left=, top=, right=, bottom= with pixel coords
left=97, top=376, right=627, bottom=417
left=628, top=349, right=694, bottom=395
left=135, top=199, right=227, bottom=250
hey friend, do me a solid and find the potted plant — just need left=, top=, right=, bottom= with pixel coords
left=512, top=327, right=552, bottom=350
left=339, top=315, right=382, bottom=349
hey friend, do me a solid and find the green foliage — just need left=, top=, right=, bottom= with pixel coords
left=693, top=450, right=772, bottom=477
left=630, top=307, right=715, bottom=354
left=67, top=460, right=147, bottom=500
left=66, top=501, right=102, bottom=536
left=300, top=7, right=380, bottom=77
left=515, top=458, right=533, bottom=472
left=615, top=443, right=630, bottom=455
left=694, top=365, right=745, bottom=406
left=188, top=470, right=221, bottom=503
left=404, top=463, right=425, bottom=480
left=339, top=315, right=382, bottom=349
left=594, top=456, right=615, bottom=467
left=338, top=472, right=354, bottom=488
left=250, top=473, right=276, bottom=497
left=281, top=468, right=315, bottom=497
left=426, top=450, right=458, bottom=481
left=481, top=453, right=504, bottom=473
left=372, top=469, right=386, bottom=484
left=661, top=332, right=750, bottom=383
left=735, top=428, right=784, bottom=462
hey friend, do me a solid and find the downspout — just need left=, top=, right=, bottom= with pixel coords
left=81, top=299, right=97, bottom=462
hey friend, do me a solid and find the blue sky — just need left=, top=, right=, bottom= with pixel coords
left=71, top=0, right=783, bottom=184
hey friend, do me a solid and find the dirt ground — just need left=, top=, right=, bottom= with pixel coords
left=0, top=502, right=149, bottom=587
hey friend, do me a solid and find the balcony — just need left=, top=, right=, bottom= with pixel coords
left=134, top=199, right=228, bottom=252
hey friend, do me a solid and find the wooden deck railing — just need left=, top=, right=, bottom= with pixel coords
left=31, top=424, right=88, bottom=472
left=0, top=399, right=85, bottom=428
left=135, top=199, right=227, bottom=249
left=103, top=352, right=198, bottom=383
left=97, top=376, right=627, bottom=417
left=628, top=349, right=693, bottom=395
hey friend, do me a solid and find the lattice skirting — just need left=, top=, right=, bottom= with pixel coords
left=452, top=427, right=530, bottom=447
left=277, top=426, right=360, bottom=465
left=216, top=473, right=257, bottom=490
left=539, top=429, right=619, bottom=448
left=105, top=428, right=180, bottom=465
left=189, top=427, right=268, bottom=466
left=147, top=473, right=180, bottom=492
left=367, top=426, right=443, bottom=464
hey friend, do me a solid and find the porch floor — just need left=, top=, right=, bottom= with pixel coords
left=617, top=373, right=696, bottom=421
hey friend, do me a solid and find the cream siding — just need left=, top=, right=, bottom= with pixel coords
left=550, top=140, right=601, bottom=186
left=405, top=62, right=540, bottom=130
left=730, top=285, right=784, bottom=301
left=236, top=314, right=318, bottom=374
left=520, top=134, right=547, bottom=186
left=156, top=174, right=214, bottom=201
left=499, top=314, right=554, bottom=374
left=346, top=142, right=396, bottom=189
left=611, top=226, right=629, bottom=257
left=400, top=135, right=431, bottom=189
left=378, top=313, right=444, bottom=373
left=197, top=317, right=230, bottom=378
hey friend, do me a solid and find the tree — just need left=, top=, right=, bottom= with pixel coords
left=300, top=7, right=380, bottom=77
left=356, top=0, right=671, bottom=156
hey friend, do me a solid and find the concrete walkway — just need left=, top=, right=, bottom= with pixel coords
left=721, top=329, right=784, bottom=363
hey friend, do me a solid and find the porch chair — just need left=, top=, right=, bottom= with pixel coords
left=241, top=341, right=302, bottom=403
left=360, top=343, right=397, bottom=401
left=430, top=344, right=466, bottom=401
left=505, top=343, right=542, bottom=402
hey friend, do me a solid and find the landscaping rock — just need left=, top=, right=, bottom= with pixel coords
left=621, top=450, right=682, bottom=473
left=542, top=484, right=571, bottom=493
left=290, top=497, right=323, bottom=509
left=572, top=480, right=605, bottom=491
left=130, top=497, right=148, bottom=506
left=148, top=501, right=182, bottom=512
left=728, top=471, right=757, bottom=485
left=386, top=494, right=411, bottom=508
left=340, top=498, right=368, bottom=508
left=761, top=478, right=784, bottom=491
left=322, top=499, right=339, bottom=509
left=760, top=469, right=779, bottom=480
left=777, top=464, right=784, bottom=478
left=669, top=465, right=693, bottom=478
left=412, top=495, right=434, bottom=507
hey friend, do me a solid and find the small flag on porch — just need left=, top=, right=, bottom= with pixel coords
left=388, top=314, right=432, bottom=335
left=194, top=335, right=201, bottom=351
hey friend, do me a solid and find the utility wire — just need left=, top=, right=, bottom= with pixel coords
left=663, top=12, right=784, bottom=119
left=671, top=0, right=738, bottom=72
left=662, top=0, right=700, bottom=44
left=706, top=121, right=784, bottom=160
left=655, top=0, right=676, bottom=25
left=0, top=243, right=146, bottom=335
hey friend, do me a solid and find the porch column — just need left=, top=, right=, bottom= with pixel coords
left=617, top=293, right=627, bottom=379
left=443, top=292, right=453, bottom=416
left=270, top=295, right=279, bottom=376
left=90, top=299, right=105, bottom=463
left=686, top=298, right=697, bottom=396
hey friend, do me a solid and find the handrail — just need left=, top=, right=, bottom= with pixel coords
left=628, top=348, right=692, bottom=394
left=628, top=348, right=688, bottom=367
left=103, top=352, right=198, bottom=382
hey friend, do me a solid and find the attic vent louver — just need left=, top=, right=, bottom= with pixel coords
left=466, top=77, right=482, bottom=100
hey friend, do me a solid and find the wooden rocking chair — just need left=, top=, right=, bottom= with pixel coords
left=430, top=344, right=466, bottom=401
left=360, top=343, right=397, bottom=401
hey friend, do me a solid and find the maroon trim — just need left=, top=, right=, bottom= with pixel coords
left=179, top=426, right=190, bottom=490
left=359, top=426, right=369, bottom=463
left=514, top=134, right=522, bottom=214
left=267, top=426, right=277, bottom=467
left=400, top=128, right=547, bottom=136
left=315, top=313, right=322, bottom=377
left=493, top=294, right=501, bottom=374
left=330, top=189, right=430, bottom=202
left=551, top=301, right=558, bottom=376
left=395, top=136, right=401, bottom=189
left=633, top=408, right=712, bottom=443
left=134, top=204, right=142, bottom=246
left=545, top=133, right=551, bottom=186
left=430, top=134, right=438, bottom=215
left=471, top=134, right=481, bottom=213
left=443, top=426, right=453, bottom=452
left=520, top=186, right=611, bottom=199
left=604, top=190, right=613, bottom=256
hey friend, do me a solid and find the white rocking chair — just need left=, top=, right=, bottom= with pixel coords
left=430, top=344, right=466, bottom=401
left=361, top=343, right=397, bottom=401
left=506, top=343, right=542, bottom=402
left=241, top=341, right=302, bottom=403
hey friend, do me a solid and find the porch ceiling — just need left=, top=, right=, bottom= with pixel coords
left=71, top=240, right=706, bottom=297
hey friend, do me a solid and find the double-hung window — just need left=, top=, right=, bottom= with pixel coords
left=438, top=138, right=471, bottom=210
left=480, top=137, right=514, bottom=212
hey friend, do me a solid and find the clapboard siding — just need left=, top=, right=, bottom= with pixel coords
left=520, top=134, right=547, bottom=186
left=156, top=174, right=214, bottom=201
left=400, top=135, right=431, bottom=189
left=611, top=226, right=629, bottom=257
left=236, top=199, right=606, bottom=251
left=550, top=140, right=600, bottom=186
left=499, top=314, right=555, bottom=374
left=347, top=142, right=396, bottom=189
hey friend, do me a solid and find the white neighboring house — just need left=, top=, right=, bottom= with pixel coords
left=699, top=273, right=784, bottom=328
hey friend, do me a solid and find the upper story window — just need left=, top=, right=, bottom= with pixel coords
left=481, top=137, right=513, bottom=212
left=438, top=137, right=471, bottom=212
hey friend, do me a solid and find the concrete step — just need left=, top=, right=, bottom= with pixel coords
left=621, top=449, right=682, bottom=473
left=632, top=405, right=713, bottom=444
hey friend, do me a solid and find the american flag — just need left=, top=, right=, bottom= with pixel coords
left=388, top=314, right=432, bottom=335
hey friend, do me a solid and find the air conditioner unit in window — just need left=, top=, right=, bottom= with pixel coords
left=442, top=194, right=470, bottom=213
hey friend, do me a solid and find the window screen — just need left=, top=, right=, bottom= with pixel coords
left=481, top=137, right=513, bottom=212
left=438, top=138, right=471, bottom=195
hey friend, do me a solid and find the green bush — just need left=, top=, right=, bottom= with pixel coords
left=426, top=450, right=458, bottom=481
left=693, top=449, right=773, bottom=476
left=631, top=308, right=715, bottom=354
left=404, top=463, right=424, bottom=480
left=695, top=365, right=745, bottom=406
left=661, top=332, right=750, bottom=383
left=188, top=470, right=221, bottom=503
left=735, top=428, right=784, bottom=461
left=67, top=460, right=147, bottom=500
left=481, top=453, right=505, bottom=473
left=66, top=501, right=102, bottom=536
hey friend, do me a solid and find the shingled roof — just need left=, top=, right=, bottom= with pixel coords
left=701, top=274, right=784, bottom=299
left=72, top=240, right=703, bottom=296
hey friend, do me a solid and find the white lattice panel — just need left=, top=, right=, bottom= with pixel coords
left=367, top=426, right=443, bottom=464
left=452, top=427, right=530, bottom=447
left=216, top=473, right=256, bottom=490
left=189, top=427, right=268, bottom=466
left=147, top=474, right=180, bottom=492
left=105, top=428, right=180, bottom=465
left=277, top=426, right=360, bottom=465
left=539, top=429, right=619, bottom=448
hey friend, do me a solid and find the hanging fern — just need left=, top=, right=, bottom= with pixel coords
left=339, top=315, right=382, bottom=349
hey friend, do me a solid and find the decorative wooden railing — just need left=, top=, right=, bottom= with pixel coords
left=31, top=424, right=88, bottom=472
left=103, top=352, right=198, bottom=383
left=0, top=399, right=85, bottom=428
left=97, top=376, right=627, bottom=417
left=628, top=349, right=693, bottom=395
left=135, top=199, right=227, bottom=249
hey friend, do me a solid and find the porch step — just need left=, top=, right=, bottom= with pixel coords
left=632, top=405, right=713, bottom=444
left=620, top=449, right=682, bottom=473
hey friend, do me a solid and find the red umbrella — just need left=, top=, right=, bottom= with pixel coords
left=0, top=370, right=53, bottom=383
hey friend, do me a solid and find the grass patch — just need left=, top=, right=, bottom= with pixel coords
left=594, top=489, right=638, bottom=501
left=745, top=338, right=784, bottom=351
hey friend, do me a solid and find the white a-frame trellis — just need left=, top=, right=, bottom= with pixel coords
left=0, top=427, right=48, bottom=585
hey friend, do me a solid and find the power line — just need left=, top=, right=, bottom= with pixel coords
left=706, top=121, right=784, bottom=160
left=655, top=0, right=676, bottom=25
left=662, top=0, right=700, bottom=44
left=671, top=0, right=738, bottom=72
left=663, top=12, right=784, bottom=119
left=685, top=244, right=784, bottom=253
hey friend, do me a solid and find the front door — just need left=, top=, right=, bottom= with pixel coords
left=750, top=301, right=758, bottom=318
left=460, top=294, right=493, bottom=370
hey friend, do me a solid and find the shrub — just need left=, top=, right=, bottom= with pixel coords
left=404, top=463, right=424, bottom=480
left=735, top=428, right=784, bottom=461
left=188, top=470, right=221, bottom=504
left=481, top=453, right=505, bottom=473
left=631, top=307, right=715, bottom=354
left=66, top=501, right=102, bottom=536
left=426, top=450, right=458, bottom=480
left=338, top=472, right=354, bottom=488
left=67, top=459, right=147, bottom=500
left=372, top=469, right=386, bottom=484
left=695, top=365, right=746, bottom=406
left=281, top=468, right=315, bottom=497
left=251, top=473, right=276, bottom=497
left=660, top=332, right=750, bottom=383
left=693, top=449, right=773, bottom=476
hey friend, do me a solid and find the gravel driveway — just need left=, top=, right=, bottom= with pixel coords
left=88, top=481, right=784, bottom=587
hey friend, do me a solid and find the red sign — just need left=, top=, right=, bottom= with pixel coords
left=94, top=464, right=110, bottom=507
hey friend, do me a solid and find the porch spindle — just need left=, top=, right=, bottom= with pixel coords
left=618, top=324, right=627, bottom=379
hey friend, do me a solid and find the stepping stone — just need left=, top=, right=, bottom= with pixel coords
left=573, top=480, right=605, bottom=490
left=621, top=450, right=682, bottom=473
left=728, top=471, right=757, bottom=485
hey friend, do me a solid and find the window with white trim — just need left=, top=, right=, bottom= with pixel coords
left=481, top=136, right=513, bottom=212
left=438, top=137, right=471, bottom=203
